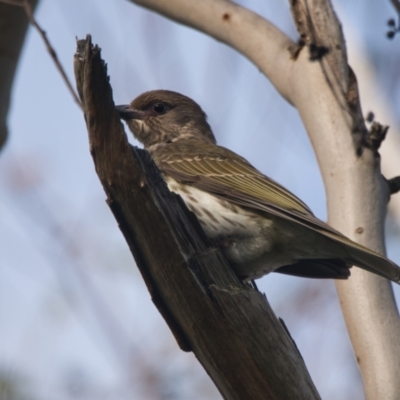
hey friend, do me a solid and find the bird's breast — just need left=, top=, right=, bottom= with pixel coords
left=165, top=177, right=268, bottom=238
left=164, top=176, right=311, bottom=278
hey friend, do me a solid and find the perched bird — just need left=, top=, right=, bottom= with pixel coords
left=116, top=90, right=400, bottom=283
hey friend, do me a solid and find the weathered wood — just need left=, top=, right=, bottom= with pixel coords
left=74, top=35, right=320, bottom=400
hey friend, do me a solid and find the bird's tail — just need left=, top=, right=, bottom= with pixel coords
left=346, top=246, right=400, bottom=283
left=314, top=226, right=400, bottom=283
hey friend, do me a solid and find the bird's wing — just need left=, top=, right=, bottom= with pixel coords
left=155, top=141, right=338, bottom=235
left=154, top=141, right=400, bottom=283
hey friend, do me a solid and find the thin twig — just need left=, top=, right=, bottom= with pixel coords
left=0, top=0, right=82, bottom=109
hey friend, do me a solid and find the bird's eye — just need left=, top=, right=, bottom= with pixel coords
left=153, top=103, right=166, bottom=114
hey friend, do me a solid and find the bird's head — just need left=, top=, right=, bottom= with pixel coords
left=116, top=90, right=216, bottom=149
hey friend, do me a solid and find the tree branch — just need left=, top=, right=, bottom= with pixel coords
left=131, top=0, right=296, bottom=104
left=289, top=2, right=400, bottom=399
left=128, top=1, right=400, bottom=398
left=21, top=0, right=82, bottom=108
left=74, top=35, right=321, bottom=400
left=0, top=0, right=81, bottom=152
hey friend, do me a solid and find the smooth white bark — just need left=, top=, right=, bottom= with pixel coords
left=347, top=32, right=400, bottom=224
left=131, top=0, right=400, bottom=397
left=292, top=47, right=400, bottom=400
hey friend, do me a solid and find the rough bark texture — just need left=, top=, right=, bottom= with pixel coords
left=74, top=35, right=321, bottom=400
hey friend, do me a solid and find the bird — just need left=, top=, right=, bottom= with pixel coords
left=116, top=90, right=400, bottom=284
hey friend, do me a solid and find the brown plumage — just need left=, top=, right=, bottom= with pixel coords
left=116, top=90, right=400, bottom=283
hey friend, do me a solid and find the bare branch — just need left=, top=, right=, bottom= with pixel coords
left=0, top=0, right=82, bottom=110
left=288, top=2, right=400, bottom=398
left=131, top=0, right=296, bottom=104
left=290, top=2, right=370, bottom=155
left=289, top=0, right=348, bottom=80
left=0, top=0, right=83, bottom=108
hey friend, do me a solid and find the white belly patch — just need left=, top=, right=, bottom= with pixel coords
left=165, top=177, right=268, bottom=238
left=165, top=177, right=300, bottom=278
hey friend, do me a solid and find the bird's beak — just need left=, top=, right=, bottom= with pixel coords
left=115, top=105, right=144, bottom=120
